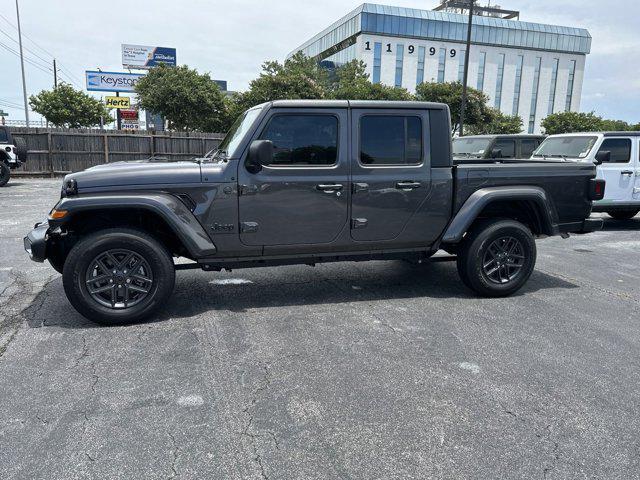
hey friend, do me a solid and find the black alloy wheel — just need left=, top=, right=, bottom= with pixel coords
left=481, top=236, right=526, bottom=285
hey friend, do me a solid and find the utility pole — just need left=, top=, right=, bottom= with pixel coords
left=15, top=0, right=29, bottom=127
left=53, top=59, right=58, bottom=87
left=115, top=92, right=122, bottom=130
left=459, top=0, right=475, bottom=137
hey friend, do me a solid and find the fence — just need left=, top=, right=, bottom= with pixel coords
left=8, top=127, right=225, bottom=176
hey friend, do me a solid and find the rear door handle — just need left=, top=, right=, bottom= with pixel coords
left=316, top=184, right=344, bottom=192
left=621, top=171, right=634, bottom=176
left=395, top=181, right=421, bottom=190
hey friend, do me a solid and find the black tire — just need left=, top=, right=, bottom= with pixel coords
left=62, top=228, right=175, bottom=325
left=0, top=161, right=10, bottom=187
left=457, top=219, right=536, bottom=297
left=607, top=210, right=639, bottom=220
left=13, top=136, right=28, bottom=162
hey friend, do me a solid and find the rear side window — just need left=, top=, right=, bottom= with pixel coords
left=520, top=139, right=540, bottom=158
left=360, top=116, right=422, bottom=166
left=259, top=114, right=338, bottom=166
left=494, top=139, right=515, bottom=158
left=598, top=138, right=631, bottom=163
left=0, top=129, right=8, bottom=143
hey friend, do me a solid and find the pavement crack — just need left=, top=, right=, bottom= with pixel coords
left=167, top=432, right=179, bottom=480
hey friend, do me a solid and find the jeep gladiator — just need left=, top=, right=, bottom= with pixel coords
left=24, top=100, right=604, bottom=324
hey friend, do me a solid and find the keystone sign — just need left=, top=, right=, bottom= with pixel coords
left=104, top=96, right=131, bottom=109
left=85, top=71, right=145, bottom=93
left=122, top=44, right=176, bottom=69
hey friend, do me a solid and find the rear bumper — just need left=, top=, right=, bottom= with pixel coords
left=23, top=222, right=49, bottom=262
left=557, top=218, right=603, bottom=235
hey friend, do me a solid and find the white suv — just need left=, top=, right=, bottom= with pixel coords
left=0, top=126, right=27, bottom=187
left=532, top=132, right=640, bottom=220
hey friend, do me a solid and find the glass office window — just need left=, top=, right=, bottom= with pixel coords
left=395, top=44, right=404, bottom=87
left=458, top=49, right=466, bottom=83
left=513, top=55, right=524, bottom=115
left=416, top=46, right=426, bottom=86
left=528, top=57, right=542, bottom=133
left=477, top=52, right=487, bottom=91
left=437, top=47, right=446, bottom=83
left=548, top=58, right=559, bottom=115
left=495, top=53, right=505, bottom=109
left=373, top=42, right=382, bottom=84
left=565, top=59, right=577, bottom=111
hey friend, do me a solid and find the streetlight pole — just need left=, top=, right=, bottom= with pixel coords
left=15, top=0, right=29, bottom=127
left=459, top=0, right=474, bottom=137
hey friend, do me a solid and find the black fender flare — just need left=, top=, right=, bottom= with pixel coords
left=441, top=186, right=557, bottom=244
left=52, top=193, right=217, bottom=257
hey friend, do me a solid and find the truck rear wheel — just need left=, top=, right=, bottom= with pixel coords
left=62, top=228, right=175, bottom=325
left=607, top=210, right=639, bottom=220
left=457, top=219, right=536, bottom=297
left=0, top=162, right=10, bottom=187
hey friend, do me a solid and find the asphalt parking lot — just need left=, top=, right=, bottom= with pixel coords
left=1, top=178, right=639, bottom=479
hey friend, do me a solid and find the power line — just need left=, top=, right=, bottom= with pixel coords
left=0, top=40, right=53, bottom=75
left=0, top=11, right=84, bottom=87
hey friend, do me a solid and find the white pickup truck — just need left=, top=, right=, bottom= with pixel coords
left=532, top=132, right=640, bottom=219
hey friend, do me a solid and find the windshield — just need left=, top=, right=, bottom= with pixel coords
left=216, top=107, right=263, bottom=158
left=533, top=136, right=598, bottom=159
left=452, top=138, right=492, bottom=157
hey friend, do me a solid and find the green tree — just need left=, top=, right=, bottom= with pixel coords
left=233, top=52, right=328, bottom=112
left=414, top=81, right=493, bottom=133
left=599, top=118, right=632, bottom=131
left=328, top=60, right=412, bottom=100
left=135, top=64, right=226, bottom=131
left=541, top=111, right=603, bottom=134
left=29, top=83, right=112, bottom=128
left=468, top=109, right=523, bottom=135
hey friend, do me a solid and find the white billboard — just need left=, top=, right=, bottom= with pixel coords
left=122, top=44, right=177, bottom=69
left=85, top=71, right=145, bottom=93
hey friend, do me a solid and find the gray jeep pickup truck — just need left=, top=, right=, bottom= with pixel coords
left=25, top=100, right=604, bottom=324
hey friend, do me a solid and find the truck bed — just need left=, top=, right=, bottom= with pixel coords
left=452, top=160, right=597, bottom=228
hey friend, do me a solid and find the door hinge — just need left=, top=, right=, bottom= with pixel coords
left=240, top=222, right=259, bottom=233
left=352, top=218, right=368, bottom=229
left=239, top=184, right=258, bottom=196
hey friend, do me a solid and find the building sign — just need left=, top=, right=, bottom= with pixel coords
left=104, top=96, right=131, bottom=109
left=120, top=109, right=138, bottom=121
left=122, top=44, right=177, bottom=69
left=85, top=71, right=145, bottom=93
left=120, top=109, right=139, bottom=129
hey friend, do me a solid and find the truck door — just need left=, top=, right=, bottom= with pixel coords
left=237, top=109, right=349, bottom=247
left=596, top=138, right=635, bottom=201
left=350, top=109, right=431, bottom=242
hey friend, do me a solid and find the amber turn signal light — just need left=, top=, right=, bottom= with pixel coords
left=49, top=209, right=68, bottom=219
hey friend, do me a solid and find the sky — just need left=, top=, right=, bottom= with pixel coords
left=1, top=0, right=639, bottom=124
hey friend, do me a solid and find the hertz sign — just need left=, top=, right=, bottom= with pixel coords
left=104, top=96, right=131, bottom=109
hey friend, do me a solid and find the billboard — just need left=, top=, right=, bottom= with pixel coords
left=122, top=44, right=176, bottom=69
left=120, top=109, right=138, bottom=121
left=86, top=71, right=145, bottom=93
left=104, top=96, right=131, bottom=109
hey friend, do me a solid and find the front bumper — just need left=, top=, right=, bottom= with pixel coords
left=23, top=222, right=49, bottom=262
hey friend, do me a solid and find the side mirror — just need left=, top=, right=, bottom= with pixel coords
left=246, top=140, right=273, bottom=173
left=490, top=148, right=503, bottom=159
left=594, top=150, right=610, bottom=165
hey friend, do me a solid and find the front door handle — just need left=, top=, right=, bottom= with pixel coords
left=316, top=184, right=344, bottom=192
left=395, top=181, right=421, bottom=190
left=621, top=170, right=634, bottom=176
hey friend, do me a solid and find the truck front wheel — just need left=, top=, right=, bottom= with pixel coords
left=62, top=228, right=175, bottom=325
left=0, top=162, right=10, bottom=187
left=457, top=219, right=536, bottom=297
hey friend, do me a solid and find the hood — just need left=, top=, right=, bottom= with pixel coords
left=66, top=159, right=202, bottom=191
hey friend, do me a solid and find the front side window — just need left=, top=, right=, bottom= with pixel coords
left=494, top=139, right=515, bottom=158
left=259, top=115, right=338, bottom=166
left=598, top=138, right=631, bottom=163
left=360, top=116, right=422, bottom=166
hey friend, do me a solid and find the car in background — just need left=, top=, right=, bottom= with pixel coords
left=0, top=126, right=28, bottom=187
left=532, top=132, right=640, bottom=220
left=453, top=134, right=545, bottom=161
